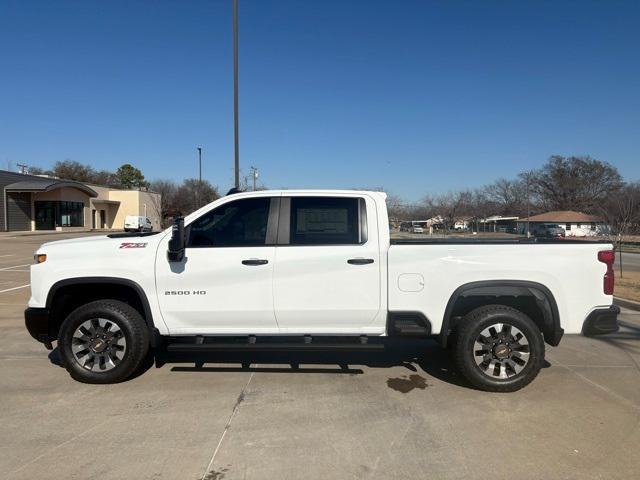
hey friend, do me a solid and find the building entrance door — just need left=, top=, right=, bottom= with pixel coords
left=100, top=210, right=106, bottom=228
left=35, top=201, right=55, bottom=230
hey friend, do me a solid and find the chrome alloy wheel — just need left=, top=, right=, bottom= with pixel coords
left=71, top=318, right=127, bottom=372
left=473, top=323, right=530, bottom=379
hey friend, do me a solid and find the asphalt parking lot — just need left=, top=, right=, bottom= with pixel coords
left=1, top=232, right=640, bottom=480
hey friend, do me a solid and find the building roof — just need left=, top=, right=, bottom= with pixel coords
left=482, top=215, right=520, bottom=222
left=5, top=179, right=98, bottom=197
left=518, top=210, right=603, bottom=223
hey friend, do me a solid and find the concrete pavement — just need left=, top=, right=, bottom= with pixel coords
left=1, top=232, right=639, bottom=480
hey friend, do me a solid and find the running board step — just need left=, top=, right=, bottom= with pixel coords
left=166, top=336, right=384, bottom=352
left=167, top=343, right=385, bottom=352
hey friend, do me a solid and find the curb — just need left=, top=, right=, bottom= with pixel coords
left=0, top=230, right=120, bottom=238
left=614, top=297, right=640, bottom=312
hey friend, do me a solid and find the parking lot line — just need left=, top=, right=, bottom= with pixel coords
left=0, top=284, right=30, bottom=294
left=0, top=264, right=31, bottom=271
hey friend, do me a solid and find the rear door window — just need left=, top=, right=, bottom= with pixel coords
left=289, top=197, right=362, bottom=245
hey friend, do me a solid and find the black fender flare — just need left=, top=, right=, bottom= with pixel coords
left=439, top=280, right=563, bottom=347
left=46, top=277, right=161, bottom=347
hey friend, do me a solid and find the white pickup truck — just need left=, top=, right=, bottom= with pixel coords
left=25, top=190, right=619, bottom=391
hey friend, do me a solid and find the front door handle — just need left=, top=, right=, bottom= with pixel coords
left=242, top=259, right=269, bottom=266
left=347, top=258, right=374, bottom=265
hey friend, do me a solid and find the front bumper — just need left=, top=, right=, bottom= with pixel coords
left=582, top=305, right=620, bottom=336
left=24, top=307, right=53, bottom=349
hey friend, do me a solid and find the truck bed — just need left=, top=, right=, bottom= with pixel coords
left=387, top=241, right=613, bottom=336
left=390, top=237, right=611, bottom=245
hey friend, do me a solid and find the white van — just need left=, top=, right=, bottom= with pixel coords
left=124, top=216, right=153, bottom=232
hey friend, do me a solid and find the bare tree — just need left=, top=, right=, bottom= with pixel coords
left=599, top=182, right=640, bottom=277
left=483, top=178, right=528, bottom=216
left=526, top=156, right=623, bottom=212
left=149, top=180, right=178, bottom=228
left=426, top=190, right=474, bottom=231
left=50, top=160, right=96, bottom=183
left=92, top=170, right=120, bottom=187
left=174, top=179, right=220, bottom=215
left=25, top=166, right=50, bottom=176
left=386, top=193, right=410, bottom=220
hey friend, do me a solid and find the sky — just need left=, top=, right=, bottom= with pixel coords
left=1, top=0, right=639, bottom=201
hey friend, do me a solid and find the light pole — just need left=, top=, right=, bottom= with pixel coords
left=233, top=0, right=240, bottom=189
left=196, top=146, right=203, bottom=209
left=525, top=171, right=531, bottom=238
left=197, top=146, right=202, bottom=184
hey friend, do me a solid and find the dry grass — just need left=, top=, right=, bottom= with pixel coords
left=615, top=271, right=640, bottom=303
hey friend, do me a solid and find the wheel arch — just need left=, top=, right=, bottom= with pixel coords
left=440, top=280, right=563, bottom=348
left=46, top=277, right=160, bottom=347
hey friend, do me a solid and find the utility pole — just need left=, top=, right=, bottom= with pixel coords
left=249, top=166, right=258, bottom=191
left=17, top=163, right=28, bottom=174
left=233, top=0, right=240, bottom=189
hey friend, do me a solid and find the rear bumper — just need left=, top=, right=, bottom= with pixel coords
left=582, top=305, right=620, bottom=336
left=24, top=307, right=53, bottom=349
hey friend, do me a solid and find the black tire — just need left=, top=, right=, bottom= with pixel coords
left=58, top=300, right=150, bottom=384
left=453, top=304, right=545, bottom=392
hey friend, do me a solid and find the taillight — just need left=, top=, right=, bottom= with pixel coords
left=598, top=250, right=615, bottom=295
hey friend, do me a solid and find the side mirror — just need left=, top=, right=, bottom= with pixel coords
left=167, top=217, right=186, bottom=262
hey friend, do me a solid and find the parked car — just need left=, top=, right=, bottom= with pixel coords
left=531, top=223, right=565, bottom=238
left=25, top=190, right=618, bottom=392
left=411, top=225, right=424, bottom=234
left=124, top=216, right=153, bottom=232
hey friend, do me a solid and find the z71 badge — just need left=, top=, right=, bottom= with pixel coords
left=119, top=242, right=148, bottom=249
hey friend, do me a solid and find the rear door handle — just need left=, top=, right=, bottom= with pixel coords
left=347, top=258, right=374, bottom=265
left=242, top=259, right=269, bottom=266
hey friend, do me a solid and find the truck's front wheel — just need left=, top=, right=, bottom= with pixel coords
left=453, top=305, right=545, bottom=392
left=58, top=300, right=149, bottom=384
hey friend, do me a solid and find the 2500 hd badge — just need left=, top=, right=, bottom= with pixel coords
left=164, top=290, right=207, bottom=295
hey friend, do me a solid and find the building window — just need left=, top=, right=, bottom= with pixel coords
left=34, top=201, right=84, bottom=229
left=590, top=223, right=596, bottom=231
left=58, top=202, right=84, bottom=227
left=566, top=223, right=572, bottom=231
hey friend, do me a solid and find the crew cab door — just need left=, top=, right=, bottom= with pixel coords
left=273, top=195, right=381, bottom=332
left=155, top=196, right=280, bottom=334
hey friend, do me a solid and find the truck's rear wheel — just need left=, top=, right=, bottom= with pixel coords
left=453, top=305, right=544, bottom=392
left=58, top=300, right=149, bottom=384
